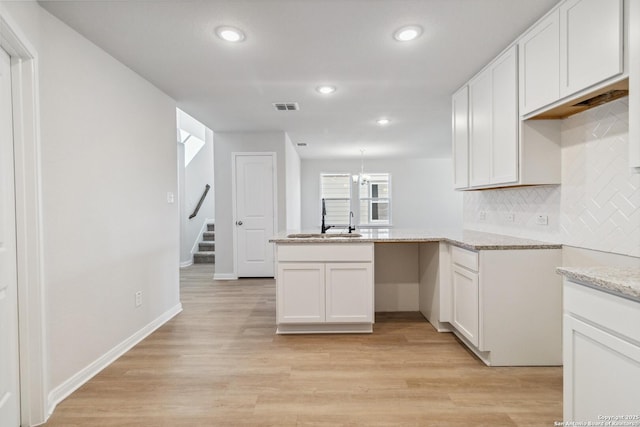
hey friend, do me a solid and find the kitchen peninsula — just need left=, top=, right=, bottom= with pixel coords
left=270, top=229, right=563, bottom=366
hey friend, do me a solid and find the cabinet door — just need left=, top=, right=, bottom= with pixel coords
left=277, top=263, right=325, bottom=324
left=451, top=265, right=479, bottom=346
left=563, top=315, right=640, bottom=422
left=452, top=86, right=469, bottom=189
left=519, top=9, right=560, bottom=115
left=325, top=263, right=373, bottom=323
left=490, top=46, right=518, bottom=185
left=560, top=0, right=623, bottom=97
left=469, top=70, right=492, bottom=187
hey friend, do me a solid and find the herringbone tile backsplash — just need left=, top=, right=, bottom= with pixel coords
left=464, top=98, right=640, bottom=257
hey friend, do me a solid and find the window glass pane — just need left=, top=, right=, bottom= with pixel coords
left=324, top=199, right=350, bottom=225
left=321, top=174, right=350, bottom=199
left=321, top=174, right=351, bottom=225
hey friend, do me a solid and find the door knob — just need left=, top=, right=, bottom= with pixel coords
left=236, top=220, right=243, bottom=226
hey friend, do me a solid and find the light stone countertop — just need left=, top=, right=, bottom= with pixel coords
left=270, top=228, right=562, bottom=251
left=556, top=266, right=640, bottom=302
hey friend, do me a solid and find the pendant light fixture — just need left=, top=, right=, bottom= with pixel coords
left=358, top=149, right=371, bottom=185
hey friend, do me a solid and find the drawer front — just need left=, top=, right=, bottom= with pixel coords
left=451, top=245, right=479, bottom=272
left=277, top=243, right=374, bottom=262
left=564, top=280, right=640, bottom=344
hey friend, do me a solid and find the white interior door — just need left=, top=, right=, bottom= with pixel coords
left=234, top=154, right=275, bottom=277
left=0, top=47, right=21, bottom=427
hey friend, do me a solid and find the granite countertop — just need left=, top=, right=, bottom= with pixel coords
left=270, top=228, right=562, bottom=251
left=557, top=266, right=640, bottom=302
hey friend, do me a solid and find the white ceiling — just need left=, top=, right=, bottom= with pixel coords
left=39, top=0, right=559, bottom=159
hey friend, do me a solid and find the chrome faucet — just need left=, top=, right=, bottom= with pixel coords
left=321, top=198, right=333, bottom=234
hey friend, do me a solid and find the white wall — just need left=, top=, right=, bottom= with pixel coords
left=1, top=0, right=181, bottom=408
left=464, top=98, right=640, bottom=258
left=213, top=131, right=288, bottom=277
left=301, top=158, right=463, bottom=231
left=285, top=134, right=301, bottom=231
left=178, top=110, right=215, bottom=265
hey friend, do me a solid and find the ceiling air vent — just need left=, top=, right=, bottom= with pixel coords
left=273, top=102, right=300, bottom=111
left=296, top=142, right=308, bottom=147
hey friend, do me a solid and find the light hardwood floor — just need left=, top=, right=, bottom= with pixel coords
left=44, top=264, right=562, bottom=426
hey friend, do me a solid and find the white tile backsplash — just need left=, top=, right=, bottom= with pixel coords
left=464, top=98, right=640, bottom=257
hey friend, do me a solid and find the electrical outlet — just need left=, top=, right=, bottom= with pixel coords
left=536, top=214, right=549, bottom=225
left=478, top=211, right=486, bottom=221
left=135, top=291, right=142, bottom=307
left=505, top=213, right=515, bottom=223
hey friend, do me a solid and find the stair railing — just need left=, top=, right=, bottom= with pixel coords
left=189, top=184, right=211, bottom=219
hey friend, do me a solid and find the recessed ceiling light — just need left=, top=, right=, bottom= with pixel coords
left=376, top=118, right=391, bottom=125
left=316, top=85, right=337, bottom=95
left=215, top=26, right=245, bottom=42
left=393, top=25, right=423, bottom=42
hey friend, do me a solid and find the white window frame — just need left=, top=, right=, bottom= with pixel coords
left=358, top=173, right=392, bottom=227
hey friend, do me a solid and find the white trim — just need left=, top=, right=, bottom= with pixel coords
left=180, top=260, right=194, bottom=268
left=0, top=6, right=48, bottom=426
left=231, top=152, right=277, bottom=278
left=213, top=273, right=238, bottom=281
left=47, top=303, right=183, bottom=416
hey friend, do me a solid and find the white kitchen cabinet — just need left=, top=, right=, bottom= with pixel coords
left=277, top=263, right=325, bottom=324
left=563, top=280, right=640, bottom=422
left=325, top=263, right=373, bottom=323
left=451, top=264, right=479, bottom=347
left=452, top=86, right=469, bottom=189
left=275, top=243, right=374, bottom=334
left=560, top=0, right=624, bottom=97
left=468, top=45, right=518, bottom=187
left=519, top=9, right=560, bottom=116
left=443, top=245, right=563, bottom=366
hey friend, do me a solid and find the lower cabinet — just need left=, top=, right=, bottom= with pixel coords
left=563, top=280, right=640, bottom=422
left=451, top=264, right=479, bottom=347
left=443, top=245, right=563, bottom=366
left=275, top=243, right=374, bottom=334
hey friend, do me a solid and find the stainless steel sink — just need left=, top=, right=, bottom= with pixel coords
left=287, top=233, right=362, bottom=239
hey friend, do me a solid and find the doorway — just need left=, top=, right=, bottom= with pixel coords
left=233, top=153, right=276, bottom=277
left=0, top=46, right=20, bottom=427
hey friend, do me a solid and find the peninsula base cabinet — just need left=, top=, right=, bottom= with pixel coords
left=275, top=243, right=374, bottom=334
left=563, top=280, right=640, bottom=422
left=442, top=246, right=563, bottom=366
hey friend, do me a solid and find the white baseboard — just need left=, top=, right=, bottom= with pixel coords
left=47, top=303, right=183, bottom=417
left=213, top=273, right=238, bottom=281
left=180, top=260, right=193, bottom=268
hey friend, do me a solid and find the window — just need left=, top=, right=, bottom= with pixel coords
left=359, top=173, right=391, bottom=226
left=320, top=174, right=351, bottom=226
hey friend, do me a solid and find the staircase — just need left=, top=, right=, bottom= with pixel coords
left=194, top=223, right=215, bottom=264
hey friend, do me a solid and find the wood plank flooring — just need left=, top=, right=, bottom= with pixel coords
left=44, top=264, right=562, bottom=426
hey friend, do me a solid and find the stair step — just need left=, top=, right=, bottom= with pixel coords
left=199, top=241, right=215, bottom=251
left=194, top=251, right=215, bottom=264
left=207, top=223, right=215, bottom=231
left=203, top=231, right=215, bottom=241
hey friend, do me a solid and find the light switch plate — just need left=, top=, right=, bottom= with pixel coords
left=167, top=192, right=175, bottom=204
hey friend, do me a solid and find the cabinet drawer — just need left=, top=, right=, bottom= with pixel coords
left=451, top=246, right=479, bottom=272
left=564, top=280, right=640, bottom=344
left=277, top=243, right=374, bottom=262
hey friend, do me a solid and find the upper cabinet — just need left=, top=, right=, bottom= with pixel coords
left=559, top=0, right=624, bottom=97
left=519, top=10, right=560, bottom=116
left=469, top=46, right=518, bottom=187
left=519, top=0, right=626, bottom=119
left=453, top=0, right=632, bottom=190
left=452, top=86, right=469, bottom=189
left=454, top=46, right=561, bottom=191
